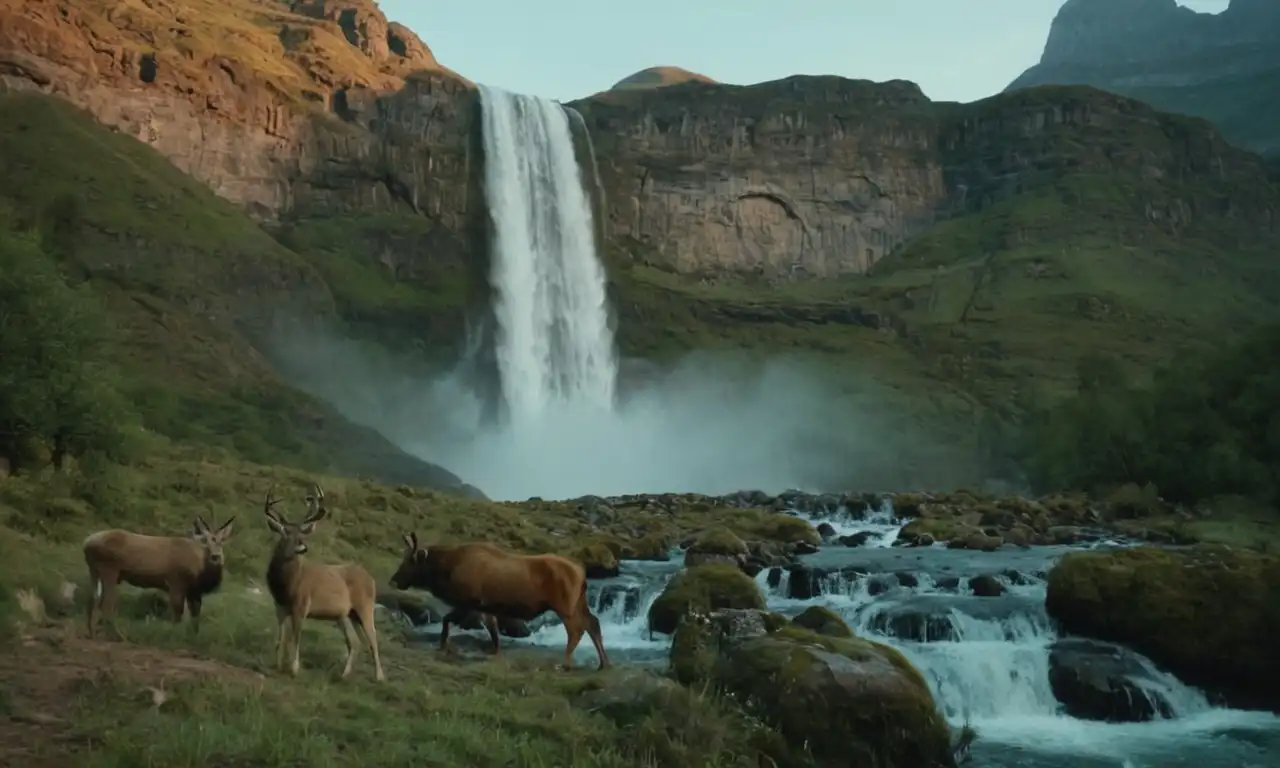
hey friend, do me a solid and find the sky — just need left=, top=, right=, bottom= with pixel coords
left=378, top=0, right=1231, bottom=104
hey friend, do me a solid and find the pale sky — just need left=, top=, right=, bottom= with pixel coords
left=378, top=0, right=1230, bottom=104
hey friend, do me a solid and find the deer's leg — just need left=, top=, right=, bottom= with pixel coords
left=338, top=616, right=360, bottom=679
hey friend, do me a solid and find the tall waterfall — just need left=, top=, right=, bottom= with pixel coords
left=477, top=84, right=617, bottom=423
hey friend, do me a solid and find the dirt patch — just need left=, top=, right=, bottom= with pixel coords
left=0, top=626, right=265, bottom=765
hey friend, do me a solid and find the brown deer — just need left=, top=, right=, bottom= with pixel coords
left=390, top=533, right=609, bottom=671
left=262, top=484, right=385, bottom=682
left=82, top=516, right=235, bottom=639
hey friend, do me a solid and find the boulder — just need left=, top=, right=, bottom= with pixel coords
left=683, top=527, right=748, bottom=568
left=968, top=574, right=1006, bottom=597
left=1046, top=546, right=1280, bottom=710
left=749, top=514, right=822, bottom=547
left=671, top=609, right=956, bottom=767
left=647, top=564, right=766, bottom=635
left=790, top=605, right=853, bottom=638
left=1048, top=639, right=1175, bottom=722
left=572, top=541, right=621, bottom=579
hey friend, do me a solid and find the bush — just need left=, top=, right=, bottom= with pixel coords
left=0, top=229, right=137, bottom=471
left=1017, top=326, right=1280, bottom=506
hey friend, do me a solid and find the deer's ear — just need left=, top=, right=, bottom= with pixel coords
left=402, top=533, right=414, bottom=550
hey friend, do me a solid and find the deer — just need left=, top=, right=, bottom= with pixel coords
left=262, top=483, right=385, bottom=682
left=389, top=533, right=610, bottom=671
left=82, top=515, right=235, bottom=639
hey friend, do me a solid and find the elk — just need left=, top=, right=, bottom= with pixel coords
left=262, top=483, right=385, bottom=682
left=82, top=516, right=236, bottom=639
left=390, top=533, right=610, bottom=671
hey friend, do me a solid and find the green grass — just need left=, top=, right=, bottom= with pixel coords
left=0, top=582, right=771, bottom=767
left=0, top=445, right=841, bottom=767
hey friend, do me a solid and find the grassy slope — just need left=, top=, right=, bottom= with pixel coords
left=0, top=91, right=466, bottom=489
left=0, top=445, right=829, bottom=767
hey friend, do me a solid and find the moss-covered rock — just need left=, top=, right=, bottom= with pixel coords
left=683, top=526, right=748, bottom=567
left=1045, top=546, right=1280, bottom=710
left=747, top=514, right=822, bottom=547
left=790, top=605, right=853, bottom=638
left=671, top=610, right=954, bottom=767
left=647, top=564, right=766, bottom=635
left=572, top=541, right=621, bottom=579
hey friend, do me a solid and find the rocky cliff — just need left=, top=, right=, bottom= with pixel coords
left=1008, top=0, right=1280, bottom=158
left=571, top=77, right=1278, bottom=279
left=4, top=0, right=1275, bottom=292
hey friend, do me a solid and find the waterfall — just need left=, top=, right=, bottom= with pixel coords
left=477, top=84, right=617, bottom=424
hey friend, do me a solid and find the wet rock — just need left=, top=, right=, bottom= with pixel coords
left=945, top=531, right=1003, bottom=552
left=1046, top=526, right=1084, bottom=545
left=647, top=564, right=766, bottom=636
left=790, top=605, right=853, bottom=638
left=935, top=576, right=961, bottom=592
left=865, top=595, right=1047, bottom=643
left=670, top=611, right=953, bottom=767
left=785, top=565, right=825, bottom=599
left=816, top=522, right=838, bottom=541
left=765, top=567, right=784, bottom=589
left=596, top=584, right=642, bottom=620
left=1048, top=639, right=1174, bottom=722
left=895, top=571, right=919, bottom=588
left=968, top=574, right=1006, bottom=597
left=791, top=540, right=819, bottom=556
left=839, top=530, right=876, bottom=547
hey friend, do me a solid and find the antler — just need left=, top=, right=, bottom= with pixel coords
left=402, top=531, right=419, bottom=550
left=263, top=484, right=286, bottom=524
left=302, top=483, right=327, bottom=524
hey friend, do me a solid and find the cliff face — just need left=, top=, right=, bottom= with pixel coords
left=572, top=79, right=1278, bottom=279
left=1008, top=0, right=1280, bottom=158
left=0, top=0, right=481, bottom=249
left=572, top=77, right=945, bottom=278
left=2, top=0, right=1276, bottom=291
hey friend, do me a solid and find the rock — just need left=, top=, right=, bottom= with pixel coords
left=646, top=564, right=766, bottom=636
left=573, top=541, right=621, bottom=579
left=596, top=584, right=642, bottom=620
left=670, top=611, right=954, bottom=767
left=816, top=522, right=837, bottom=540
left=683, top=527, right=748, bottom=568
left=377, top=590, right=442, bottom=625
left=791, top=540, right=819, bottom=556
left=1046, top=526, right=1084, bottom=545
left=945, top=531, right=1002, bottom=552
left=790, top=606, right=853, bottom=638
left=1046, top=546, right=1280, bottom=710
left=968, top=574, right=1006, bottom=597
left=785, top=565, right=824, bottom=600
left=839, top=531, right=875, bottom=547
left=750, top=514, right=822, bottom=547
left=1048, top=639, right=1174, bottom=723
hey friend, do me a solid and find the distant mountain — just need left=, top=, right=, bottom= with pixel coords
left=610, top=66, right=717, bottom=91
left=1007, top=0, right=1280, bottom=158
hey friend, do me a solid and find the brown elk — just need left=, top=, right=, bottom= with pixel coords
left=262, top=483, right=385, bottom=682
left=82, top=516, right=236, bottom=639
left=389, top=533, right=610, bottom=671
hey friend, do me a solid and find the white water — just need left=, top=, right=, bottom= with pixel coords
left=478, top=84, right=617, bottom=423
left=512, top=504, right=1280, bottom=766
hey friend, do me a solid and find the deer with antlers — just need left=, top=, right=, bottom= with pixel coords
left=262, top=483, right=385, bottom=682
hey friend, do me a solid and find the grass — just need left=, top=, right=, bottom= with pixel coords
left=0, top=443, right=828, bottom=767
left=0, top=583, right=772, bottom=766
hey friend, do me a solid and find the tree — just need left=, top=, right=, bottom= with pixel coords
left=0, top=230, right=134, bottom=470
